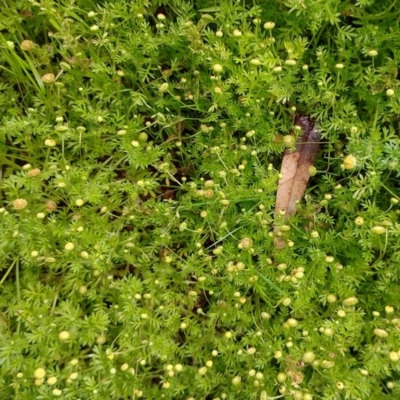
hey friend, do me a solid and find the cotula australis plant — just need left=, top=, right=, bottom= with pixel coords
left=0, top=0, right=400, bottom=399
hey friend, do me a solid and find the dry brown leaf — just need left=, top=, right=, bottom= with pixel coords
left=274, top=115, right=320, bottom=248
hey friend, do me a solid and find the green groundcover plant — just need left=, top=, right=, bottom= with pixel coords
left=1, top=0, right=400, bottom=398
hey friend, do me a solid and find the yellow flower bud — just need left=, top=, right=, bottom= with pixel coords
left=58, top=331, right=71, bottom=341
left=343, top=297, right=358, bottom=307
left=371, top=226, right=386, bottom=234
left=355, top=217, right=364, bottom=226
left=386, top=89, right=395, bottom=96
left=47, top=376, right=57, bottom=385
left=263, top=22, right=275, bottom=29
left=232, top=375, right=241, bottom=385
left=302, top=351, right=315, bottom=363
left=44, top=139, right=56, bottom=147
left=64, top=242, right=75, bottom=251
left=374, top=328, right=388, bottom=338
left=33, top=368, right=46, bottom=379
left=213, top=64, right=223, bottom=73
left=343, top=154, right=357, bottom=169
left=159, top=82, right=169, bottom=93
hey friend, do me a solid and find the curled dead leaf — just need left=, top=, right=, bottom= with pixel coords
left=274, top=115, right=320, bottom=248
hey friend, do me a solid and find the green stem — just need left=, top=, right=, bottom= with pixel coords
left=0, top=258, right=18, bottom=286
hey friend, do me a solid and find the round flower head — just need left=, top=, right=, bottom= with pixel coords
left=342, top=297, right=358, bottom=307
left=69, top=372, right=78, bottom=380
left=264, top=21, right=275, bottom=29
left=385, top=305, right=394, bottom=314
left=58, top=331, right=71, bottom=341
left=232, top=375, right=241, bottom=385
left=198, top=367, right=207, bottom=375
left=355, top=217, right=364, bottom=226
left=47, top=376, right=57, bottom=385
left=371, top=226, right=386, bottom=235
left=213, top=64, right=223, bottom=73
left=374, top=328, right=389, bottom=339
left=41, top=73, right=55, bottom=84
left=96, top=334, right=106, bottom=344
left=21, top=40, right=35, bottom=51
left=239, top=237, right=252, bottom=249
left=282, top=297, right=291, bottom=306
left=28, top=168, right=41, bottom=177
left=287, top=318, right=298, bottom=327
left=64, top=242, right=75, bottom=251
left=283, top=135, right=295, bottom=147
left=386, top=88, right=395, bottom=96
left=302, top=351, right=315, bottom=363
left=44, top=139, right=56, bottom=147
left=343, top=154, right=357, bottom=170
left=13, top=198, right=28, bottom=210
left=46, top=201, right=57, bottom=212
left=327, top=294, right=337, bottom=303
left=33, top=368, right=46, bottom=379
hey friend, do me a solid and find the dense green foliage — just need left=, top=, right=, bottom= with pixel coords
left=1, top=0, right=400, bottom=399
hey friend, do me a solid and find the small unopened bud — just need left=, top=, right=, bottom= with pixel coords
left=44, top=139, right=56, bottom=147
left=159, top=82, right=169, bottom=93
left=374, top=328, right=389, bottom=338
left=58, top=330, right=71, bottom=341
left=342, top=297, right=358, bottom=307
left=232, top=375, right=241, bottom=385
left=371, top=226, right=386, bottom=235
left=386, top=89, right=395, bottom=97
left=213, top=64, right=223, bottom=73
left=263, top=22, right=275, bottom=29
left=302, top=351, right=315, bottom=363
